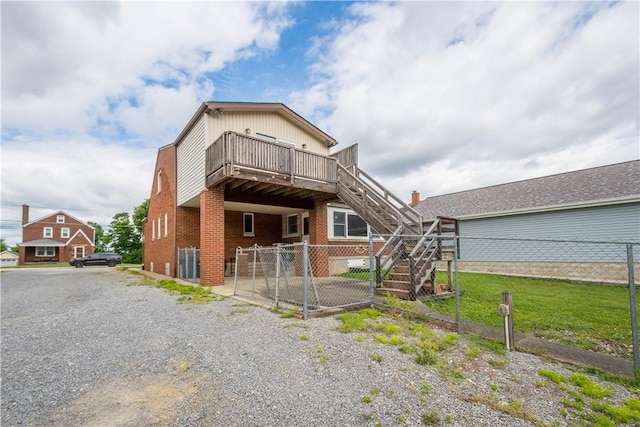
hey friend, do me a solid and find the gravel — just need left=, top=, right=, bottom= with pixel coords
left=1, top=268, right=636, bottom=426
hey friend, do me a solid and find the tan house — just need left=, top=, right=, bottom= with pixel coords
left=18, top=205, right=95, bottom=264
left=144, top=101, right=454, bottom=299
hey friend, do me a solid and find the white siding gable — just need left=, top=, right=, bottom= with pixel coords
left=177, top=115, right=206, bottom=206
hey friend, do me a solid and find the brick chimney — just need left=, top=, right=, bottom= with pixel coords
left=22, top=204, right=29, bottom=225
left=411, top=191, right=420, bottom=207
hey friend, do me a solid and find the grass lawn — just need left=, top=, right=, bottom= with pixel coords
left=427, top=271, right=633, bottom=360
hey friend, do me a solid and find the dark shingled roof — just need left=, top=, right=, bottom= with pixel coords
left=414, top=160, right=640, bottom=219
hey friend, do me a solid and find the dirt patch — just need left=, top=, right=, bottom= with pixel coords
left=50, top=357, right=220, bottom=426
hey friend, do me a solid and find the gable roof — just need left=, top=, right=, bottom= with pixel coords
left=173, top=101, right=338, bottom=148
left=415, top=160, right=640, bottom=220
left=23, top=210, right=95, bottom=229
left=0, top=251, right=19, bottom=259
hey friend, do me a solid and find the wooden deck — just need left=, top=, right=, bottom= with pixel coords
left=205, top=132, right=341, bottom=200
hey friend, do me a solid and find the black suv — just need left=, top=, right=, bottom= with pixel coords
left=70, top=252, right=122, bottom=268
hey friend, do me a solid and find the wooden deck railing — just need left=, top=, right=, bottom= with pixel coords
left=206, top=131, right=338, bottom=187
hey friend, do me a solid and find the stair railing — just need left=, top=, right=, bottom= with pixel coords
left=374, top=225, right=404, bottom=286
left=336, top=164, right=423, bottom=235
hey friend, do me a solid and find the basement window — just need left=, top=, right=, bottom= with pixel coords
left=243, top=213, right=254, bottom=237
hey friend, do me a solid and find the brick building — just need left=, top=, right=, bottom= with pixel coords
left=144, top=101, right=406, bottom=286
left=18, top=205, right=95, bottom=264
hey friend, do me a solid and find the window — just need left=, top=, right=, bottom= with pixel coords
left=302, top=214, right=309, bottom=237
left=152, top=219, right=155, bottom=240
left=56, top=215, right=65, bottom=223
left=330, top=209, right=368, bottom=239
left=157, top=171, right=162, bottom=193
left=286, top=214, right=298, bottom=236
left=255, top=132, right=295, bottom=147
left=43, top=227, right=53, bottom=238
left=243, top=213, right=254, bottom=236
left=157, top=216, right=161, bottom=239
left=61, top=228, right=70, bottom=238
left=164, top=213, right=168, bottom=237
left=36, top=247, right=55, bottom=257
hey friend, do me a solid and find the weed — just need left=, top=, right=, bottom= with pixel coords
left=359, top=412, right=374, bottom=421
left=280, top=309, right=297, bottom=318
left=155, top=279, right=214, bottom=303
left=319, top=355, right=329, bottom=365
left=466, top=347, right=480, bottom=360
left=316, top=345, right=323, bottom=354
left=414, top=348, right=439, bottom=365
left=570, top=373, right=612, bottom=399
left=335, top=308, right=382, bottom=332
left=362, top=395, right=372, bottom=404
left=592, top=400, right=640, bottom=424
left=422, top=382, right=430, bottom=393
left=356, top=334, right=365, bottom=342
left=538, top=369, right=567, bottom=385
left=534, top=379, right=547, bottom=388
left=441, top=333, right=457, bottom=348
left=284, top=323, right=310, bottom=330
left=374, top=322, right=402, bottom=335
left=487, top=358, right=508, bottom=369
left=374, top=335, right=390, bottom=344
left=389, top=335, right=405, bottom=346
left=420, top=410, right=440, bottom=425
left=397, top=415, right=405, bottom=423
left=370, top=388, right=380, bottom=396
left=490, top=383, right=498, bottom=391
left=300, top=333, right=308, bottom=341
left=371, top=353, right=383, bottom=363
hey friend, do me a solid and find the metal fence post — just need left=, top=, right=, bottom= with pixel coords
left=627, top=243, right=639, bottom=376
left=303, top=240, right=309, bottom=320
left=233, top=246, right=240, bottom=296
left=453, top=236, right=461, bottom=332
left=192, top=247, right=197, bottom=283
left=275, top=244, right=281, bottom=307
left=369, top=233, right=375, bottom=305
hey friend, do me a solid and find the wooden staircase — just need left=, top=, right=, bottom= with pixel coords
left=333, top=150, right=458, bottom=300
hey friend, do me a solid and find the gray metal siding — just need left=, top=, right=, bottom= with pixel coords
left=457, top=203, right=639, bottom=262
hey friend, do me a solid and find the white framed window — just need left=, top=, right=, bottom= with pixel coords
left=157, top=216, right=161, bottom=239
left=243, top=213, right=254, bottom=236
left=157, top=171, right=162, bottom=193
left=61, top=228, right=70, bottom=238
left=164, top=213, right=168, bottom=237
left=43, top=227, right=53, bottom=238
left=328, top=208, right=368, bottom=239
left=152, top=219, right=155, bottom=240
left=36, top=247, right=55, bottom=257
left=255, top=132, right=295, bottom=147
left=56, top=215, right=65, bottom=223
left=286, top=214, right=298, bottom=236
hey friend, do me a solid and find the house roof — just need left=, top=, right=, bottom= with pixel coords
left=23, top=210, right=94, bottom=229
left=173, top=101, right=339, bottom=148
left=18, top=238, right=67, bottom=247
left=415, top=160, right=640, bottom=220
left=0, top=251, right=19, bottom=259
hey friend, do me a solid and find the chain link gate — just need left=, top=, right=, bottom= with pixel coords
left=233, top=242, right=375, bottom=319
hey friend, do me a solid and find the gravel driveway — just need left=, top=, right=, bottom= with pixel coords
left=1, top=268, right=636, bottom=426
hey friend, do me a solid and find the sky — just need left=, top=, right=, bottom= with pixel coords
left=1, top=1, right=638, bottom=246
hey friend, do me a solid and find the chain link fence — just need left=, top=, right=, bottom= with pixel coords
left=231, top=236, right=639, bottom=371
left=428, top=236, right=638, bottom=369
left=233, top=243, right=375, bottom=319
left=177, top=247, right=200, bottom=283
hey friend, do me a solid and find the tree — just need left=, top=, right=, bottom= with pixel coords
left=104, top=199, right=148, bottom=264
left=88, top=221, right=107, bottom=252
left=0, top=238, right=8, bottom=252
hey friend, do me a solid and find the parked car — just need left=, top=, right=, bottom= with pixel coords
left=70, top=252, right=122, bottom=268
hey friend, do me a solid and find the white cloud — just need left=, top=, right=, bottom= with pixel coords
left=297, top=2, right=639, bottom=199
left=2, top=2, right=291, bottom=137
